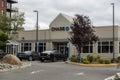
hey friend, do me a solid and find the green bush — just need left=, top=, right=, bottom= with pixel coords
left=94, top=55, right=101, bottom=62
left=98, top=58, right=105, bottom=64
left=117, top=56, right=120, bottom=63
left=87, top=55, right=94, bottom=63
left=83, top=59, right=90, bottom=64
left=104, top=59, right=111, bottom=64
left=70, top=55, right=77, bottom=62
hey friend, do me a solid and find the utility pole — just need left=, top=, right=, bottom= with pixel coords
left=111, top=3, right=115, bottom=63
left=33, top=10, right=39, bottom=52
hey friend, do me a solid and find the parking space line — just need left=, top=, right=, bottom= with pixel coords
left=76, top=72, right=84, bottom=76
left=31, top=70, right=45, bottom=74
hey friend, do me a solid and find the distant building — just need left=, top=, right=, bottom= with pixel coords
left=0, top=0, right=18, bottom=18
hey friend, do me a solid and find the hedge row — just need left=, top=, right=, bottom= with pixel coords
left=70, top=55, right=111, bottom=64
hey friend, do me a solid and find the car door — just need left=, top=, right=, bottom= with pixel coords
left=56, top=51, right=62, bottom=60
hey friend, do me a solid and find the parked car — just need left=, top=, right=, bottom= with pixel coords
left=40, top=50, right=67, bottom=62
left=0, top=49, right=7, bottom=59
left=17, top=51, right=40, bottom=61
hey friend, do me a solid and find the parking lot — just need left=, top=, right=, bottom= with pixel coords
left=0, top=61, right=119, bottom=80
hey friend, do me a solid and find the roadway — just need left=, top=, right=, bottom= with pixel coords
left=0, top=61, right=119, bottom=80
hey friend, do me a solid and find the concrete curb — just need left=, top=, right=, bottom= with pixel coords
left=65, top=61, right=117, bottom=67
left=0, top=62, right=31, bottom=72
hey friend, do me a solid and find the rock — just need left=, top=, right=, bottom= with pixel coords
left=2, top=54, right=22, bottom=65
left=114, top=73, right=120, bottom=80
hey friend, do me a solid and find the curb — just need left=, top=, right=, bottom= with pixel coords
left=0, top=62, right=31, bottom=72
left=65, top=61, right=117, bottom=67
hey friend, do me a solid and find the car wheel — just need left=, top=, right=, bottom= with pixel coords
left=28, top=56, right=33, bottom=61
left=63, top=58, right=67, bottom=61
left=20, top=58, right=22, bottom=61
left=41, top=59, right=44, bottom=62
left=52, top=57, right=56, bottom=62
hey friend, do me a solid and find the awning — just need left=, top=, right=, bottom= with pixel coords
left=6, top=40, right=19, bottom=45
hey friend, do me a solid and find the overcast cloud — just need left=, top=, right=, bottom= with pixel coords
left=14, top=0, right=120, bottom=30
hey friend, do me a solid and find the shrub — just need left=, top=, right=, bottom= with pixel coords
left=87, top=55, right=94, bottom=63
left=83, top=59, right=90, bottom=64
left=117, top=56, right=120, bottom=63
left=70, top=55, right=77, bottom=62
left=2, top=54, right=22, bottom=65
left=94, top=55, right=101, bottom=62
left=104, top=59, right=111, bottom=64
left=98, top=58, right=105, bottom=64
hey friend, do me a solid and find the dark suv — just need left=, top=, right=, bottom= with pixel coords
left=17, top=51, right=40, bottom=61
left=40, top=50, right=67, bottom=62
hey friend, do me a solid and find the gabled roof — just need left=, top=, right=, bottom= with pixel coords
left=6, top=40, right=19, bottom=45
left=49, top=13, right=73, bottom=26
left=61, top=13, right=73, bottom=23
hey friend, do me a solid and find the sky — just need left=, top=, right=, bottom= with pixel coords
left=14, top=0, right=120, bottom=30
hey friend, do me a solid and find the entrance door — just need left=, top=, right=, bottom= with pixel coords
left=56, top=42, right=68, bottom=56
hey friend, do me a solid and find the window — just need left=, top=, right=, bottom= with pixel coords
left=7, top=3, right=11, bottom=9
left=7, top=12, right=10, bottom=18
left=83, top=42, right=93, bottom=53
left=21, top=43, right=31, bottom=52
left=1, top=10, right=4, bottom=15
left=35, top=43, right=46, bottom=52
left=2, top=0, right=4, bottom=7
left=98, top=41, right=113, bottom=53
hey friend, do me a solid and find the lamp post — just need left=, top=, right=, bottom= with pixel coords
left=33, top=10, right=39, bottom=53
left=111, top=3, right=115, bottom=62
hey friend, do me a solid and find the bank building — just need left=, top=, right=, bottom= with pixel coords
left=6, top=13, right=120, bottom=59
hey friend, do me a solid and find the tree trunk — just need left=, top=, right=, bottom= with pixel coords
left=78, top=47, right=83, bottom=63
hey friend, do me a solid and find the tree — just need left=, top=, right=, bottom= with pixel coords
left=11, top=8, right=25, bottom=34
left=69, top=14, right=99, bottom=62
left=0, top=13, right=11, bottom=33
left=0, top=30, right=9, bottom=51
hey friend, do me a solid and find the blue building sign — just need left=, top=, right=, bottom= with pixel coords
left=51, top=26, right=70, bottom=31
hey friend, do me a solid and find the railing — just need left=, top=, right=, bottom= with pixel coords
left=7, top=0, right=18, bottom=3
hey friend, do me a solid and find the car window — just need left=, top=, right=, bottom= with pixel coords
left=42, top=50, right=59, bottom=54
left=24, top=51, right=32, bottom=54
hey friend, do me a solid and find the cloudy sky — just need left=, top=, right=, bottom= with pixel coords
left=14, top=0, right=120, bottom=30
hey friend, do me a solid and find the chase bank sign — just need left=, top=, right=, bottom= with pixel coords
left=51, top=26, right=70, bottom=31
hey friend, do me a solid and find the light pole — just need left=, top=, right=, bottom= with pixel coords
left=111, top=3, right=115, bottom=62
left=33, top=10, right=39, bottom=53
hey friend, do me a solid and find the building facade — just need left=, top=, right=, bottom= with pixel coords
left=0, top=0, right=17, bottom=17
left=15, top=13, right=120, bottom=59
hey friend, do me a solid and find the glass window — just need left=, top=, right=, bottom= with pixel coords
left=35, top=42, right=46, bottom=52
left=98, top=41, right=113, bottom=53
left=1, top=10, right=4, bottom=15
left=21, top=43, right=31, bottom=52
left=7, top=3, right=11, bottom=9
left=83, top=42, right=93, bottom=53
left=2, top=0, right=4, bottom=7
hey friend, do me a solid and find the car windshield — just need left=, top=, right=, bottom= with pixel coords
left=24, top=51, right=32, bottom=54
left=42, top=50, right=56, bottom=53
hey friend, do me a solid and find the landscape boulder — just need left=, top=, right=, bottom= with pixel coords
left=2, top=54, right=22, bottom=65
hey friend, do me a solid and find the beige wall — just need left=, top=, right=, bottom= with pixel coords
left=94, top=26, right=119, bottom=40
left=17, top=29, right=50, bottom=42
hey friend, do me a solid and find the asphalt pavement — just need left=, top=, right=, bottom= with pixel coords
left=0, top=61, right=119, bottom=80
